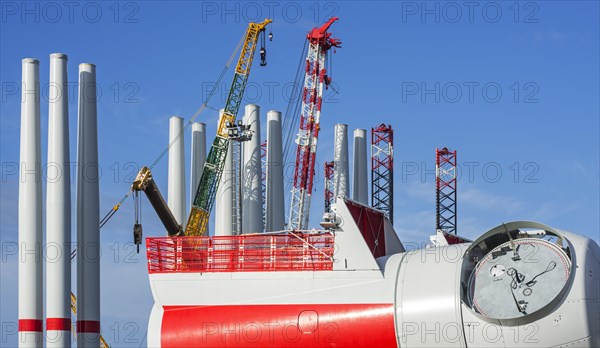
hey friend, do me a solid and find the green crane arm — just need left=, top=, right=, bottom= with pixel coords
left=185, top=19, right=272, bottom=236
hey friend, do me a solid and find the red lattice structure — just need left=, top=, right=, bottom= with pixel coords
left=436, top=147, right=457, bottom=234
left=147, top=233, right=335, bottom=273
left=371, top=124, right=394, bottom=224
left=324, top=161, right=335, bottom=212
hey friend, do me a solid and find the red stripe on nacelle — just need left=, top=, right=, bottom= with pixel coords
left=18, top=319, right=42, bottom=332
left=47, top=318, right=71, bottom=331
left=76, top=320, right=100, bottom=333
left=161, top=303, right=397, bottom=348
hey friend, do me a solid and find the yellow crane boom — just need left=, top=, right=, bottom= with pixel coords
left=185, top=19, right=272, bottom=236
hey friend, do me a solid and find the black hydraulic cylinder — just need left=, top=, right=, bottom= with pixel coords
left=143, top=178, right=182, bottom=236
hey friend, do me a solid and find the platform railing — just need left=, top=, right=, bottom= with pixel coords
left=147, top=232, right=335, bottom=273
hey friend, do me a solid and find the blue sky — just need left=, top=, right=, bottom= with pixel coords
left=1, top=1, right=598, bottom=346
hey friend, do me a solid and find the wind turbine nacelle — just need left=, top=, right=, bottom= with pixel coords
left=146, top=199, right=599, bottom=347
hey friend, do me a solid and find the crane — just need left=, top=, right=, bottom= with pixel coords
left=185, top=19, right=272, bottom=236
left=126, top=19, right=271, bottom=249
left=288, top=17, right=341, bottom=231
left=130, top=166, right=181, bottom=250
left=66, top=20, right=272, bottom=348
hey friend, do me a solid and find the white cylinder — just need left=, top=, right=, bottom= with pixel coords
left=18, top=58, right=43, bottom=347
left=168, top=116, right=186, bottom=227
left=242, top=104, right=263, bottom=233
left=265, top=110, right=285, bottom=232
left=76, top=63, right=100, bottom=347
left=46, top=53, right=71, bottom=347
left=215, top=110, right=233, bottom=236
left=190, top=122, right=207, bottom=232
left=334, top=124, right=349, bottom=199
left=352, top=129, right=368, bottom=204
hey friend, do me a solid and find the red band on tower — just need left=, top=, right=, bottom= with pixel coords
left=76, top=320, right=101, bottom=333
left=46, top=318, right=71, bottom=331
left=18, top=319, right=43, bottom=332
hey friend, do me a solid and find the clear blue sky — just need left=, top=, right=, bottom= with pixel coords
left=1, top=1, right=598, bottom=346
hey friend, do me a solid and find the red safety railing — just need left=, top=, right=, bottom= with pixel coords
left=147, top=233, right=335, bottom=274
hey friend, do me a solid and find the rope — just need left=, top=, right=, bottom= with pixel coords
left=525, top=261, right=557, bottom=287
left=282, top=40, right=308, bottom=159
left=242, top=229, right=335, bottom=261
left=507, top=267, right=525, bottom=289
left=99, top=198, right=127, bottom=228
left=286, top=230, right=335, bottom=261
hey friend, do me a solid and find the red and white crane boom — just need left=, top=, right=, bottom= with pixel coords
left=288, top=17, right=341, bottom=230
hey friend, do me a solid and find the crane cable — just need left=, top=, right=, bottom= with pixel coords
left=95, top=33, right=246, bottom=231
left=281, top=40, right=308, bottom=206
left=282, top=40, right=308, bottom=159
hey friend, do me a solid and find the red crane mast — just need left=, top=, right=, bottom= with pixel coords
left=288, top=17, right=341, bottom=230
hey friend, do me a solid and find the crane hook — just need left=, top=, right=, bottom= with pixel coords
left=260, top=47, right=267, bottom=66
left=133, top=191, right=143, bottom=253
left=133, top=223, right=143, bottom=253
left=260, top=30, right=267, bottom=66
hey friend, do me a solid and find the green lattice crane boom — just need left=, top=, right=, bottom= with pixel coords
left=185, top=19, right=272, bottom=236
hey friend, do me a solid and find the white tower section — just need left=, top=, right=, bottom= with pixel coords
left=76, top=63, right=101, bottom=347
left=190, top=122, right=207, bottom=232
left=352, top=128, right=368, bottom=204
left=18, top=58, right=43, bottom=347
left=168, top=116, right=186, bottom=227
left=241, top=104, right=263, bottom=233
left=215, top=110, right=234, bottom=236
left=265, top=110, right=285, bottom=232
left=334, top=124, right=349, bottom=199
left=46, top=53, right=71, bottom=347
